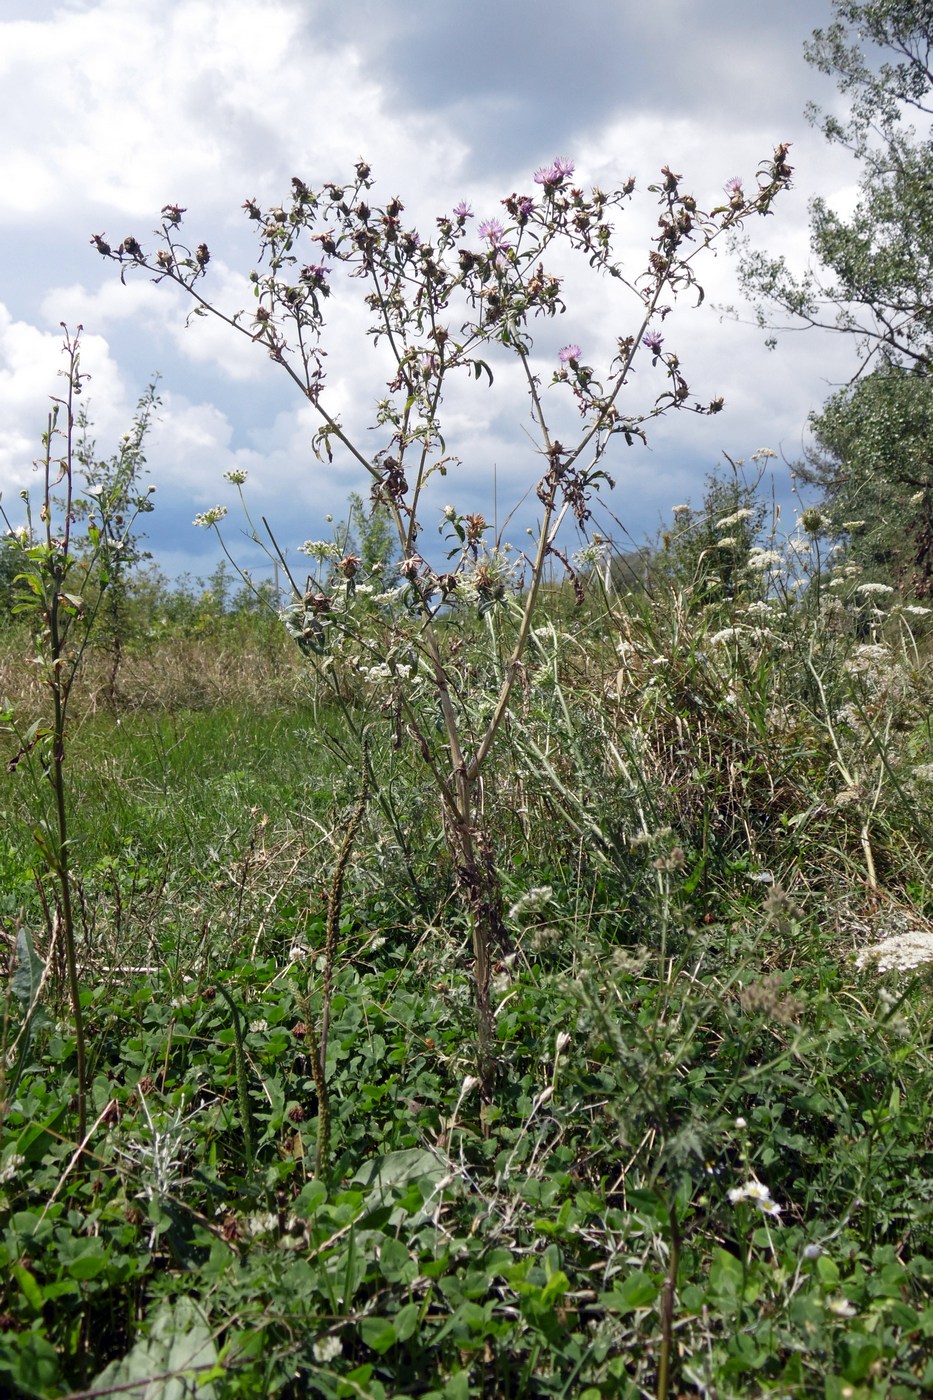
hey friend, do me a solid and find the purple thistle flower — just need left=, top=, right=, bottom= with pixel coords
left=517, top=196, right=534, bottom=220
left=453, top=201, right=473, bottom=220
left=535, top=157, right=575, bottom=188
left=642, top=330, right=664, bottom=356
left=558, top=344, right=582, bottom=364
left=724, top=176, right=743, bottom=195
left=478, top=217, right=511, bottom=252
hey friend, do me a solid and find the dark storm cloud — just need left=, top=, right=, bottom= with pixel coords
left=309, top=0, right=840, bottom=177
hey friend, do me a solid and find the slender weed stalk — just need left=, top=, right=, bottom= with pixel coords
left=657, top=1198, right=682, bottom=1400
left=1, top=328, right=156, bottom=1146
left=320, top=739, right=369, bottom=1073
left=216, top=985, right=256, bottom=1171
left=2, top=334, right=90, bottom=1138
left=297, top=742, right=369, bottom=1176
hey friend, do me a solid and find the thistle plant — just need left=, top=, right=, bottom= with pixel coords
left=94, top=149, right=792, bottom=1096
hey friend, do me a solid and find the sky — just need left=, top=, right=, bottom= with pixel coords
left=0, top=0, right=866, bottom=589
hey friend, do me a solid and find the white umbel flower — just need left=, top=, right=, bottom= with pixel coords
left=856, top=929, right=933, bottom=973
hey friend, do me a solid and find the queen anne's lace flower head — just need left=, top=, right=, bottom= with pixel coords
left=856, top=929, right=933, bottom=973
left=855, top=581, right=894, bottom=597
left=193, top=506, right=228, bottom=527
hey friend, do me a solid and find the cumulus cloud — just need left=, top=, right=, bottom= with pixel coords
left=0, top=0, right=469, bottom=231
left=0, top=307, right=131, bottom=499
left=0, top=0, right=864, bottom=573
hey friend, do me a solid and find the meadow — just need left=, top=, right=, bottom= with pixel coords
left=2, top=496, right=933, bottom=1399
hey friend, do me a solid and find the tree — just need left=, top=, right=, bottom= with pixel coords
left=734, top=2, right=933, bottom=591
left=73, top=381, right=159, bottom=701
left=801, top=363, right=933, bottom=591
left=336, top=490, right=400, bottom=579
left=656, top=458, right=770, bottom=607
left=738, top=1, right=933, bottom=376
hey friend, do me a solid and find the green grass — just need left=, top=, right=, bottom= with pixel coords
left=2, top=571, right=933, bottom=1397
left=65, top=706, right=340, bottom=857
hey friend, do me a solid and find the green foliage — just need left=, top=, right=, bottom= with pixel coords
left=90, top=1298, right=220, bottom=1398
left=654, top=456, right=770, bottom=605
left=337, top=491, right=401, bottom=579
left=3, top=462, right=933, bottom=1392
left=1, top=867, right=932, bottom=1396
left=738, top=0, right=933, bottom=374
left=805, top=364, right=933, bottom=592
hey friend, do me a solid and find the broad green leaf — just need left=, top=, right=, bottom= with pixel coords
left=359, top=1316, right=397, bottom=1354
left=91, top=1297, right=218, bottom=1399
left=0, top=1332, right=62, bottom=1397
left=392, top=1302, right=419, bottom=1344
left=293, top=1179, right=327, bottom=1218
left=379, top=1236, right=414, bottom=1283
left=443, top=1372, right=470, bottom=1400
left=338, top=1364, right=373, bottom=1398
left=540, top=1269, right=570, bottom=1306
left=11, top=927, right=45, bottom=1013
left=608, top=1270, right=660, bottom=1313
left=66, top=1243, right=109, bottom=1281
left=12, top=1265, right=44, bottom=1313
left=353, top=1147, right=446, bottom=1225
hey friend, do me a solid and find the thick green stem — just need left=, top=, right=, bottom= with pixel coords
left=657, top=1199, right=681, bottom=1400
left=217, top=987, right=256, bottom=1170
left=443, top=802, right=503, bottom=1103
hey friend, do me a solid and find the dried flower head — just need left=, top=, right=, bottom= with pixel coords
left=739, top=973, right=802, bottom=1025
left=801, top=508, right=826, bottom=535
left=508, top=885, right=554, bottom=921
